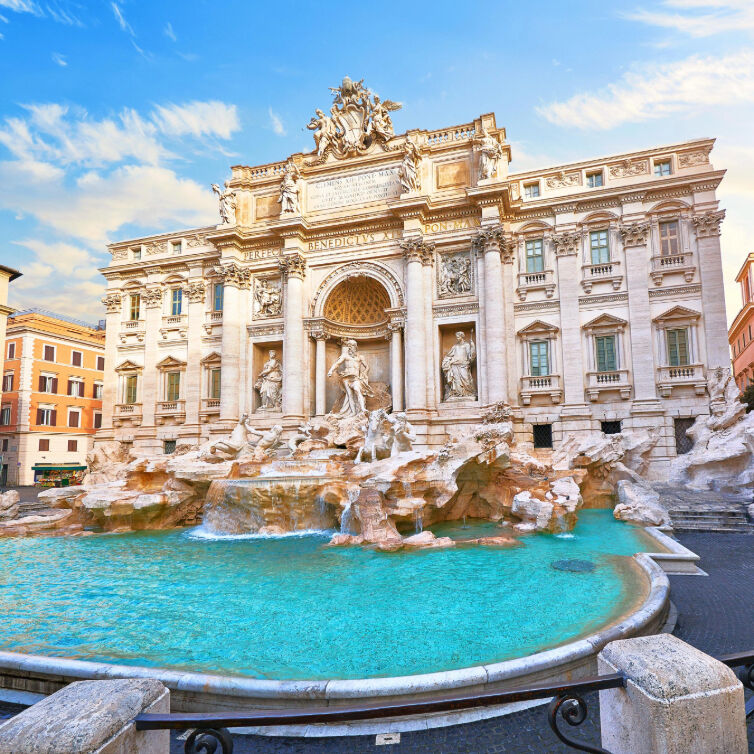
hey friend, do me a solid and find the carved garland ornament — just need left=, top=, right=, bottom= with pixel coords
left=278, top=253, right=307, bottom=280
left=311, top=260, right=404, bottom=314
left=609, top=159, right=649, bottom=178
left=691, top=210, right=725, bottom=238
left=678, top=151, right=710, bottom=168
left=545, top=171, right=581, bottom=189
left=619, top=222, right=651, bottom=247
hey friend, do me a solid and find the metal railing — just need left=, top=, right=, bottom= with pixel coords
left=134, top=650, right=754, bottom=753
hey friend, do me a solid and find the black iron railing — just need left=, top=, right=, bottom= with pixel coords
left=134, top=651, right=754, bottom=754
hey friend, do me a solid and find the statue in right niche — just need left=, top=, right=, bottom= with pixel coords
left=442, top=331, right=476, bottom=400
left=255, top=350, right=283, bottom=411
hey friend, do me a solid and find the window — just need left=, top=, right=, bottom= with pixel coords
left=2, top=373, right=13, bottom=392
left=166, top=371, right=181, bottom=401
left=171, top=240, right=181, bottom=255
left=71, top=351, right=82, bottom=367
left=67, top=379, right=85, bottom=397
left=94, top=412, right=102, bottom=429
left=170, top=288, right=183, bottom=316
left=164, top=439, right=177, bottom=454
left=533, top=424, right=553, bottom=449
left=67, top=439, right=78, bottom=452
left=1, top=439, right=7, bottom=452
left=674, top=417, right=695, bottom=455
left=39, top=438, right=50, bottom=451
left=659, top=220, right=680, bottom=256
left=43, top=345, right=55, bottom=362
left=590, top=230, right=610, bottom=264
left=97, top=355, right=105, bottom=371
left=595, top=335, right=617, bottom=372
left=37, top=408, right=56, bottom=426
left=210, top=368, right=221, bottom=400
left=132, top=248, right=141, bottom=260
left=586, top=172, right=603, bottom=188
left=129, top=294, right=141, bottom=321
left=213, top=283, right=224, bottom=312
left=654, top=159, right=672, bottom=177
left=68, top=410, right=80, bottom=428
left=666, top=328, right=690, bottom=366
left=125, top=375, right=138, bottom=404
left=525, top=239, right=544, bottom=273
left=523, top=182, right=540, bottom=199
left=529, top=341, right=549, bottom=376
left=93, top=383, right=103, bottom=400
left=6, top=343, right=15, bottom=359
left=0, top=406, right=10, bottom=426
left=39, top=375, right=57, bottom=393
left=601, top=420, right=622, bottom=435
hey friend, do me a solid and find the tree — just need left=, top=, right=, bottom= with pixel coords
left=740, top=384, right=754, bottom=413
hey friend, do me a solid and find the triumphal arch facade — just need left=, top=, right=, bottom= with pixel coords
left=100, top=77, right=729, bottom=469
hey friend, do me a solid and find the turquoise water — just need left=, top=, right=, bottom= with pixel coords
left=0, top=510, right=653, bottom=680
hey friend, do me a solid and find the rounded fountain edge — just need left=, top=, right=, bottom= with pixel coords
left=0, top=546, right=672, bottom=714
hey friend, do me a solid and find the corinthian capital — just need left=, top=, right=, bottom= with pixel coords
left=215, top=263, right=250, bottom=288
left=187, top=281, right=206, bottom=303
left=473, top=225, right=515, bottom=263
left=619, top=222, right=651, bottom=247
left=279, top=253, right=307, bottom=280
left=143, top=287, right=164, bottom=308
left=692, top=209, right=725, bottom=238
left=102, top=292, right=122, bottom=313
left=551, top=231, right=581, bottom=257
left=400, top=237, right=435, bottom=263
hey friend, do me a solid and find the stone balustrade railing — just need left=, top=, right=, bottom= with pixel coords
left=517, top=268, right=556, bottom=300
left=657, top=363, right=706, bottom=396
left=519, top=374, right=562, bottom=405
left=585, top=370, right=632, bottom=401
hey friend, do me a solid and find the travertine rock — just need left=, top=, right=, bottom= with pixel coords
left=0, top=490, right=19, bottom=521
left=84, top=441, right=131, bottom=485
left=613, top=480, right=670, bottom=527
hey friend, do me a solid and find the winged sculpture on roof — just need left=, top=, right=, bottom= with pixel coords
left=306, top=76, right=401, bottom=163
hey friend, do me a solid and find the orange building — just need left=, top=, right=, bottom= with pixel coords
left=729, top=253, right=754, bottom=392
left=0, top=310, right=105, bottom=486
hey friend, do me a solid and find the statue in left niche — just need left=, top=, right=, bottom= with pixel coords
left=442, top=331, right=477, bottom=400
left=211, top=181, right=237, bottom=225
left=278, top=160, right=301, bottom=214
left=255, top=350, right=283, bottom=412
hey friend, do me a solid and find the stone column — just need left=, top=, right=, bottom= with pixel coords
left=184, top=280, right=205, bottom=428
left=422, top=249, right=437, bottom=411
left=692, top=210, right=729, bottom=368
left=598, top=633, right=747, bottom=754
left=621, top=222, right=659, bottom=403
left=141, top=286, right=164, bottom=429
left=477, top=228, right=508, bottom=404
left=100, top=291, right=122, bottom=433
left=553, top=232, right=587, bottom=405
left=389, top=322, right=404, bottom=412
left=313, top=330, right=327, bottom=416
left=280, top=253, right=307, bottom=420
left=401, top=239, right=429, bottom=413
left=218, top=264, right=247, bottom=422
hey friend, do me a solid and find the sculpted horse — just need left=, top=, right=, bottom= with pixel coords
left=355, top=408, right=391, bottom=463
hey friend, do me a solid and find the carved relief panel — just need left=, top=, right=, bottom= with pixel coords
left=252, top=276, right=283, bottom=319
left=437, top=250, right=474, bottom=299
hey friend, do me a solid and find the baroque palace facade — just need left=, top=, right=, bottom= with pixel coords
left=99, top=79, right=728, bottom=473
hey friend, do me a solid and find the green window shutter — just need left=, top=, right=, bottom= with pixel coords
left=595, top=336, right=617, bottom=372
left=525, top=239, right=544, bottom=273
left=529, top=341, right=549, bottom=376
left=666, top=329, right=689, bottom=366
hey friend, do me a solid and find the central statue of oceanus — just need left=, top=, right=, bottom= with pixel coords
left=306, top=76, right=402, bottom=163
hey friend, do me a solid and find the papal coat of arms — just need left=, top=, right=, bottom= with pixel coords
left=306, top=76, right=401, bottom=163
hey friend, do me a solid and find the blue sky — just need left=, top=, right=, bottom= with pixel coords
left=0, top=0, right=752, bottom=323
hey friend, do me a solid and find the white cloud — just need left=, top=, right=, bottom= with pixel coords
left=0, top=0, right=41, bottom=14
left=268, top=107, right=286, bottom=136
left=151, top=101, right=240, bottom=140
left=51, top=52, right=66, bottom=66
left=624, top=0, right=754, bottom=37
left=110, top=2, right=133, bottom=35
left=538, top=51, right=754, bottom=129
left=164, top=21, right=176, bottom=41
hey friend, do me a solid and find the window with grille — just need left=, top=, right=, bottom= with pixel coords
left=210, top=368, right=221, bottom=399
left=533, top=424, right=553, bottom=449
left=674, top=418, right=695, bottom=455
left=659, top=220, right=680, bottom=256
left=525, top=239, right=544, bottom=273
left=166, top=372, right=181, bottom=401
left=164, top=440, right=177, bottom=454
left=129, top=294, right=141, bottom=321
left=590, top=230, right=610, bottom=264
left=125, top=375, right=138, bottom=404
left=595, top=335, right=617, bottom=372
left=529, top=341, right=549, bottom=376
left=666, top=328, right=690, bottom=366
left=213, top=283, right=224, bottom=312
left=601, top=420, right=622, bottom=435
left=171, top=288, right=183, bottom=316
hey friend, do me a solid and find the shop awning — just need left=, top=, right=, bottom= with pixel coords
left=31, top=465, right=87, bottom=472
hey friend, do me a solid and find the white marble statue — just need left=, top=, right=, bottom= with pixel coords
left=247, top=424, right=284, bottom=461
left=369, top=95, right=396, bottom=142
left=254, top=278, right=282, bottom=317
left=278, top=160, right=300, bottom=214
left=387, top=412, right=416, bottom=456
left=211, top=181, right=237, bottom=225
left=355, top=408, right=390, bottom=463
left=473, top=126, right=503, bottom=181
left=439, top=253, right=472, bottom=296
left=255, top=350, right=283, bottom=411
left=201, top=414, right=254, bottom=462
left=442, top=332, right=477, bottom=400
left=399, top=138, right=421, bottom=193
left=328, top=339, right=371, bottom=418
left=306, top=108, right=337, bottom=158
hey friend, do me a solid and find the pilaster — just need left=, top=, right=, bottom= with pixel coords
left=141, top=285, right=164, bottom=428
left=184, top=280, right=205, bottom=427
left=100, top=291, right=122, bottom=434
left=280, top=252, right=307, bottom=420
left=217, top=263, right=249, bottom=421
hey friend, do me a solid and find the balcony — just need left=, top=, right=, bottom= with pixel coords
left=586, top=370, right=632, bottom=401
left=155, top=400, right=186, bottom=425
left=160, top=314, right=188, bottom=340
left=657, top=364, right=706, bottom=397
left=650, top=253, right=695, bottom=286
left=519, top=374, right=562, bottom=405
left=516, top=269, right=555, bottom=301
left=199, top=397, right=221, bottom=423
left=203, top=310, right=223, bottom=336
left=581, top=261, right=623, bottom=293
left=113, top=403, right=142, bottom=427
left=119, top=319, right=145, bottom=343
